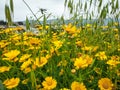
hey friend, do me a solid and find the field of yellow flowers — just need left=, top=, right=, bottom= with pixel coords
left=0, top=22, right=120, bottom=90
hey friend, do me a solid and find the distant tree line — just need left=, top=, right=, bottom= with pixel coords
left=0, top=20, right=7, bottom=25
left=0, top=20, right=23, bottom=26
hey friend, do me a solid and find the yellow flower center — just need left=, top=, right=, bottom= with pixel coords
left=47, top=81, right=52, bottom=86
left=75, top=87, right=82, bottom=90
left=102, top=83, right=109, bottom=89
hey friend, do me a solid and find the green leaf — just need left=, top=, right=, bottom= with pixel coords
left=10, top=0, right=14, bottom=14
left=105, top=4, right=108, bottom=13
left=30, top=70, right=36, bottom=89
left=64, top=0, right=68, bottom=7
left=99, top=0, right=102, bottom=7
left=100, top=7, right=107, bottom=19
left=68, top=0, right=73, bottom=14
left=61, top=16, right=65, bottom=24
left=116, top=0, right=119, bottom=9
left=5, top=5, right=8, bottom=21
left=43, top=14, right=46, bottom=30
left=26, top=17, right=30, bottom=30
left=0, top=80, right=4, bottom=90
left=68, top=0, right=71, bottom=8
left=90, top=0, right=92, bottom=7
left=84, top=2, right=87, bottom=11
left=5, top=5, right=12, bottom=26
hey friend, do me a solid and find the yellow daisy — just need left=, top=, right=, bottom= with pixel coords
left=42, top=76, right=57, bottom=90
left=3, top=77, right=20, bottom=89
left=0, top=66, right=11, bottom=73
left=34, top=57, right=47, bottom=67
left=3, top=50, right=20, bottom=60
left=71, top=81, right=87, bottom=90
left=98, top=78, right=113, bottom=90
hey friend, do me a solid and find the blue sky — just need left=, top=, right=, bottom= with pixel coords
left=0, top=0, right=69, bottom=21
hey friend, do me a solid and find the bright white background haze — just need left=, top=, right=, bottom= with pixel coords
left=1, top=0, right=116, bottom=22
left=0, top=0, right=69, bottom=21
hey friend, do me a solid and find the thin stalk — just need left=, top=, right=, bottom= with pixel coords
left=22, top=0, right=41, bottom=24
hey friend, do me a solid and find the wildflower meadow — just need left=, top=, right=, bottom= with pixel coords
left=0, top=0, right=120, bottom=90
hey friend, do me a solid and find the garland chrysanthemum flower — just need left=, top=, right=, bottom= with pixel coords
left=63, top=23, right=79, bottom=34
left=98, top=78, right=113, bottom=90
left=0, top=66, right=11, bottom=73
left=3, top=77, right=20, bottom=89
left=3, top=50, right=20, bottom=61
left=42, top=76, right=57, bottom=90
left=34, top=57, right=48, bottom=67
left=19, top=54, right=31, bottom=62
left=20, top=58, right=31, bottom=70
left=74, top=57, right=88, bottom=69
left=29, top=37, right=41, bottom=45
left=0, top=40, right=10, bottom=48
left=71, top=81, right=87, bottom=90
left=74, top=55, right=93, bottom=69
left=107, top=59, right=120, bottom=67
left=95, top=51, right=107, bottom=60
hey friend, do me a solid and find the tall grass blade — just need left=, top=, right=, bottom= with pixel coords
left=26, top=17, right=30, bottom=30
left=10, top=0, right=14, bottom=14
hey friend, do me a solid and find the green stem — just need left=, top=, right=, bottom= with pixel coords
left=22, top=0, right=41, bottom=25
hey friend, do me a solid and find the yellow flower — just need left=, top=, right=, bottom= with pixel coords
left=20, top=59, right=31, bottom=70
left=86, top=24, right=92, bottom=28
left=59, top=69, right=64, bottom=76
left=34, top=57, right=47, bottom=67
left=36, top=84, right=41, bottom=90
left=59, top=32, right=66, bottom=36
left=22, top=78, right=29, bottom=84
left=71, top=81, right=87, bottom=90
left=81, top=46, right=92, bottom=51
left=19, top=54, right=31, bottom=62
left=35, top=25, right=49, bottom=30
left=0, top=41, right=10, bottom=49
left=118, top=48, right=120, bottom=51
left=107, top=59, right=120, bottom=67
left=63, top=23, right=78, bottom=34
left=29, top=37, right=41, bottom=45
left=98, top=78, right=113, bottom=90
left=92, top=46, right=99, bottom=52
left=74, top=55, right=93, bottom=69
left=75, top=40, right=83, bottom=47
left=15, top=26, right=24, bottom=31
left=101, top=26, right=108, bottom=29
left=3, top=50, right=20, bottom=60
left=23, top=67, right=31, bottom=74
left=23, top=32, right=36, bottom=36
left=4, top=28, right=14, bottom=33
left=71, top=69, right=76, bottom=74
left=10, top=34, right=21, bottom=41
left=42, top=76, right=57, bottom=90
left=3, top=78, right=20, bottom=89
left=52, top=40, right=63, bottom=49
left=114, top=22, right=119, bottom=26
left=45, top=54, right=52, bottom=59
left=0, top=66, right=11, bottom=73
left=113, top=28, right=118, bottom=33
left=95, top=51, right=107, bottom=60
left=74, top=57, right=88, bottom=69
left=111, top=55, right=119, bottom=60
